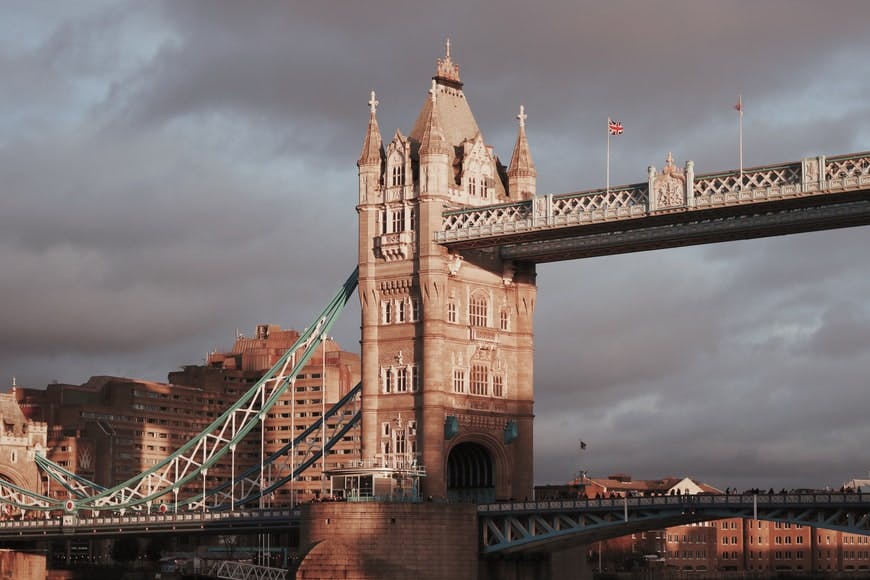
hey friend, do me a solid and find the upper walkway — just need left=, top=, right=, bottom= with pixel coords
left=437, top=151, right=870, bottom=262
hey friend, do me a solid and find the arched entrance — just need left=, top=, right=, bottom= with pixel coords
left=447, top=442, right=495, bottom=503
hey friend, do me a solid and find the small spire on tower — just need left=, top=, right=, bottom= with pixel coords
left=508, top=104, right=536, bottom=198
left=434, top=37, right=462, bottom=89
left=358, top=89, right=384, bottom=167
left=429, top=79, right=438, bottom=104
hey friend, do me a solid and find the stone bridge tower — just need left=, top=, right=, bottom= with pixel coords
left=356, top=43, right=537, bottom=501
left=0, top=389, right=46, bottom=498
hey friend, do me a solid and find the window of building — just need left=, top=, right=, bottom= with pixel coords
left=453, top=369, right=465, bottom=394
left=384, top=301, right=392, bottom=324
left=397, top=299, right=406, bottom=322
left=391, top=165, right=404, bottom=187
left=500, top=309, right=509, bottom=331
left=392, top=208, right=404, bottom=233
left=411, top=296, right=420, bottom=322
left=447, top=301, right=457, bottom=323
left=493, top=375, right=504, bottom=398
left=470, top=365, right=488, bottom=395
left=382, top=422, right=391, bottom=437
left=396, top=367, right=408, bottom=392
left=469, top=292, right=488, bottom=327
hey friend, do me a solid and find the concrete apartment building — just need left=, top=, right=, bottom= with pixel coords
left=14, top=324, right=361, bottom=506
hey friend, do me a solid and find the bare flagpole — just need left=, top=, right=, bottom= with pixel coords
left=606, top=117, right=611, bottom=194
left=736, top=95, right=744, bottom=186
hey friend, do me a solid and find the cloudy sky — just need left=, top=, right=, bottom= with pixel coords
left=2, top=1, right=870, bottom=492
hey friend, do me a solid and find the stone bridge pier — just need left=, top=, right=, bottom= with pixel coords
left=296, top=502, right=591, bottom=580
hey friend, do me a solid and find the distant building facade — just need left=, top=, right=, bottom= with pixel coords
left=553, top=473, right=870, bottom=575
left=13, top=324, right=360, bottom=507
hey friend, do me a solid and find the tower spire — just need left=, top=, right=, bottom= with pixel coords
left=418, top=81, right=447, bottom=156
left=358, top=90, right=384, bottom=167
left=508, top=104, right=536, bottom=199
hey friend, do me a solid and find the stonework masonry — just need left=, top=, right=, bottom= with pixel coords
left=297, top=502, right=479, bottom=580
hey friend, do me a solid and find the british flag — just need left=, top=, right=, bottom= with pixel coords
left=608, top=118, right=624, bottom=135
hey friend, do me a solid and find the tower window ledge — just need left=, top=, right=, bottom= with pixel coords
left=376, top=231, right=415, bottom=262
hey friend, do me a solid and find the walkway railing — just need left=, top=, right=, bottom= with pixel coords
left=437, top=151, right=870, bottom=244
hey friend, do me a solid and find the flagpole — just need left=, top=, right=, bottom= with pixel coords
left=737, top=94, right=744, bottom=187
left=606, top=118, right=611, bottom=193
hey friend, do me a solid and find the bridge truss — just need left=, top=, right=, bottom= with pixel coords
left=480, top=493, right=870, bottom=554
left=0, top=268, right=360, bottom=516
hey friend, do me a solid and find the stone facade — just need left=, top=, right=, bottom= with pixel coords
left=356, top=43, right=537, bottom=501
left=0, top=391, right=46, bottom=496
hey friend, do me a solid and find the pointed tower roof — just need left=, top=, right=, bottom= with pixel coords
left=418, top=80, right=448, bottom=156
left=508, top=105, right=536, bottom=177
left=358, top=91, right=384, bottom=167
left=410, top=40, right=482, bottom=153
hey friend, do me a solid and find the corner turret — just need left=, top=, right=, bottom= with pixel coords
left=358, top=91, right=385, bottom=205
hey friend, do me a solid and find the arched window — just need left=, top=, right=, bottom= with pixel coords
left=469, top=292, right=488, bottom=327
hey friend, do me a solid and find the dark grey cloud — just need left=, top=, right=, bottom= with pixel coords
left=2, top=0, right=869, bottom=493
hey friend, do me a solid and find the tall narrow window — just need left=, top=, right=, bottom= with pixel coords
left=384, top=368, right=393, bottom=393
left=411, top=297, right=420, bottom=321
left=392, top=208, right=404, bottom=233
left=397, top=299, right=406, bottom=322
left=396, top=367, right=408, bottom=392
left=453, top=369, right=465, bottom=393
left=384, top=302, right=392, bottom=324
left=470, top=365, right=488, bottom=395
left=392, top=165, right=404, bottom=187
left=500, top=310, right=509, bottom=331
left=493, top=375, right=504, bottom=398
left=469, top=292, right=488, bottom=327
left=447, top=301, right=457, bottom=323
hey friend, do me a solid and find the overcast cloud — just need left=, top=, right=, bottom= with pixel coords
left=2, top=0, right=869, bottom=492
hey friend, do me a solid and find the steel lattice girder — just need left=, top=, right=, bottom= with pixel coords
left=0, top=268, right=358, bottom=515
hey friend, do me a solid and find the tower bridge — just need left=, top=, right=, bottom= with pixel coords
left=1, top=43, right=869, bottom=579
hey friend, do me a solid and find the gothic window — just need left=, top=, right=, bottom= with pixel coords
left=500, top=309, right=509, bottom=331
left=447, top=301, right=457, bottom=323
left=411, top=296, right=420, bottom=321
left=384, top=368, right=393, bottom=393
left=391, top=165, right=405, bottom=187
left=381, top=210, right=388, bottom=234
left=409, top=207, right=417, bottom=231
left=453, top=369, right=465, bottom=393
left=384, top=302, right=392, bottom=324
left=396, top=367, right=408, bottom=392
left=467, top=176, right=477, bottom=196
left=397, top=299, right=406, bottom=322
left=382, top=422, right=391, bottom=437
left=493, top=375, right=504, bottom=398
left=469, top=292, right=488, bottom=327
left=392, top=208, right=404, bottom=233
left=411, top=366, right=419, bottom=392
left=395, top=429, right=407, bottom=454
left=470, top=365, right=488, bottom=395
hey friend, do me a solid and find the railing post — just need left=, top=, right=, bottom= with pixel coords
left=647, top=164, right=657, bottom=213
left=685, top=160, right=695, bottom=208
left=802, top=155, right=825, bottom=193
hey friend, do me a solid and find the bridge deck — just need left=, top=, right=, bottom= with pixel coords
left=437, top=151, right=870, bottom=262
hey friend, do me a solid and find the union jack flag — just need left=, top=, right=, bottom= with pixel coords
left=608, top=118, right=624, bottom=135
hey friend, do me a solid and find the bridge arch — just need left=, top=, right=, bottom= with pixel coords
left=446, top=433, right=511, bottom=502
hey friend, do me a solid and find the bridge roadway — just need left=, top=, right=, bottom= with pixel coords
left=0, top=507, right=298, bottom=542
left=480, top=492, right=870, bottom=554
left=437, top=151, right=870, bottom=262
left=3, top=493, right=870, bottom=556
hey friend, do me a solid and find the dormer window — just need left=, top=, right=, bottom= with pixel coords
left=391, top=165, right=405, bottom=187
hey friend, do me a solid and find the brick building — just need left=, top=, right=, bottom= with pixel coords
left=13, top=324, right=360, bottom=506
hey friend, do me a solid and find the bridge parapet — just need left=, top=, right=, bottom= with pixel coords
left=436, top=151, right=870, bottom=246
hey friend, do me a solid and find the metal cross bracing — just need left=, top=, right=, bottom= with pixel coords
left=479, top=492, right=870, bottom=555
left=32, top=383, right=361, bottom=512
left=0, top=268, right=360, bottom=516
left=202, top=559, right=288, bottom=580
left=436, top=151, right=870, bottom=262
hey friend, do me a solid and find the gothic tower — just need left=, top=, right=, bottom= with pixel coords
left=356, top=43, right=536, bottom=501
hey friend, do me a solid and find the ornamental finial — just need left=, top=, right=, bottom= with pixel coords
left=368, top=90, right=379, bottom=114
left=517, top=105, right=527, bottom=129
left=445, top=37, right=451, bottom=60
